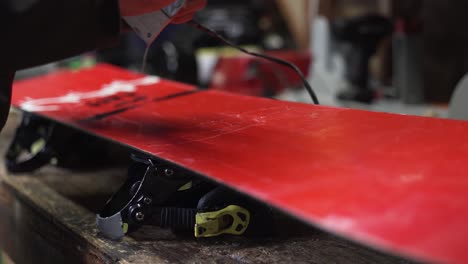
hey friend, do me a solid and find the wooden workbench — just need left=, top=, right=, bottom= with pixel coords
left=0, top=112, right=413, bottom=264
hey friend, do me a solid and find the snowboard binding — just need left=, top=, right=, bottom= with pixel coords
left=97, top=153, right=273, bottom=240
left=5, top=113, right=124, bottom=173
left=6, top=114, right=272, bottom=240
left=5, top=113, right=56, bottom=173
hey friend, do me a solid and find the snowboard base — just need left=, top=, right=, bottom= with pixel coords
left=10, top=64, right=468, bottom=264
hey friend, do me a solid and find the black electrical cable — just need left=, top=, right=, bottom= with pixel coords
left=187, top=20, right=320, bottom=105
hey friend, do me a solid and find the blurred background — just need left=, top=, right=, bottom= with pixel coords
left=16, top=0, right=468, bottom=119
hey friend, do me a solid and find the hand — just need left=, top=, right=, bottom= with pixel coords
left=119, top=0, right=206, bottom=24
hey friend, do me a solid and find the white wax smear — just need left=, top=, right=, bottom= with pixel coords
left=20, top=76, right=161, bottom=112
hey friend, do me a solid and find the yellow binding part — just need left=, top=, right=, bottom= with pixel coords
left=195, top=205, right=250, bottom=238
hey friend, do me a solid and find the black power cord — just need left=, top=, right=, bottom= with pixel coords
left=187, top=20, right=320, bottom=105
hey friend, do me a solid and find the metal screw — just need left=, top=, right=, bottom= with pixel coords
left=164, top=168, right=174, bottom=177
left=143, top=197, right=152, bottom=205
left=135, top=211, right=145, bottom=221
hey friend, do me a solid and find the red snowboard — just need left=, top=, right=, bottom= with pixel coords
left=11, top=64, right=468, bottom=264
